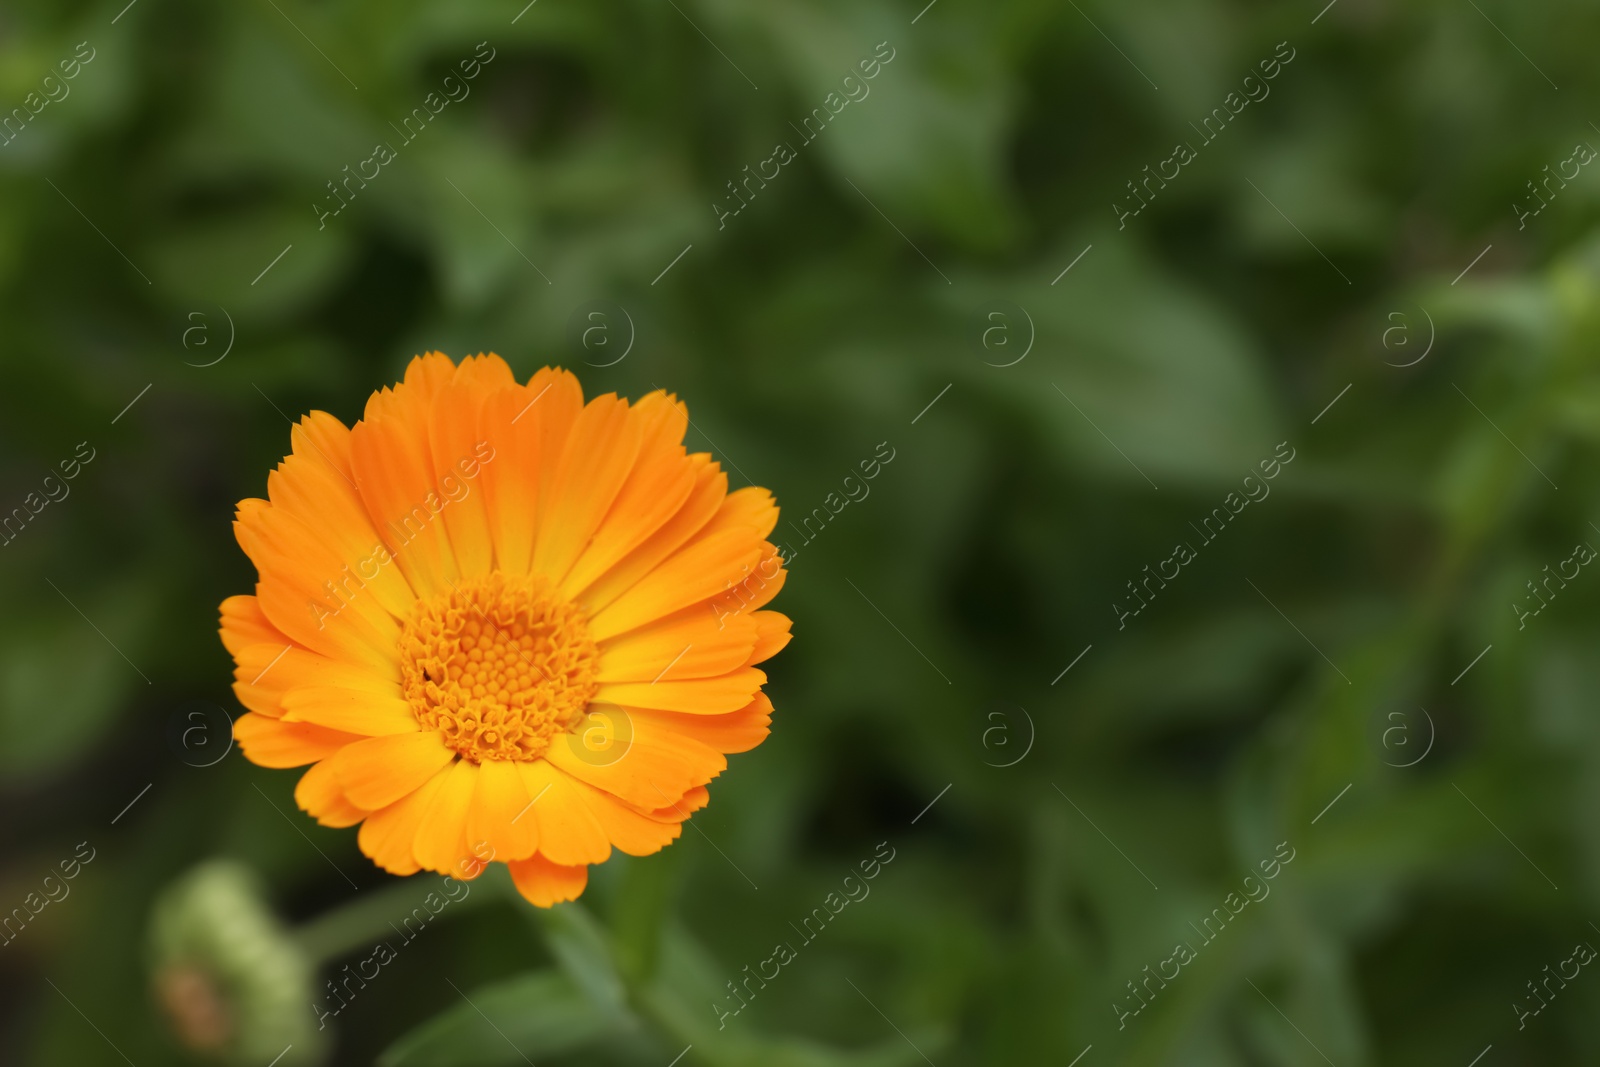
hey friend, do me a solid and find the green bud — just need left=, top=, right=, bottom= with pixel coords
left=148, top=861, right=327, bottom=1065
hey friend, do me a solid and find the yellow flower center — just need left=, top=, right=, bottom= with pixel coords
left=398, top=573, right=600, bottom=762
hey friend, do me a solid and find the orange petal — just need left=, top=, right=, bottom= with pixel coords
left=630, top=695, right=773, bottom=756
left=413, top=759, right=480, bottom=874
left=478, top=385, right=544, bottom=577
left=235, top=645, right=399, bottom=695
left=544, top=709, right=724, bottom=809
left=516, top=761, right=611, bottom=866
left=595, top=668, right=766, bottom=715
left=588, top=529, right=763, bottom=641
left=332, top=731, right=455, bottom=810
left=219, top=595, right=291, bottom=657
left=559, top=391, right=695, bottom=598
left=295, top=759, right=368, bottom=828
left=426, top=369, right=500, bottom=580
left=398, top=353, right=462, bottom=412
left=646, top=784, right=711, bottom=823
left=576, top=454, right=726, bottom=616
left=595, top=603, right=760, bottom=683
left=295, top=409, right=358, bottom=478
left=280, top=687, right=420, bottom=736
left=234, top=713, right=362, bottom=768
left=708, top=486, right=780, bottom=540
left=231, top=657, right=293, bottom=718
left=704, top=543, right=787, bottom=628
left=746, top=611, right=792, bottom=666
left=530, top=394, right=643, bottom=586
left=237, top=503, right=403, bottom=677
left=268, top=415, right=418, bottom=619
left=527, top=367, right=586, bottom=515
left=232, top=645, right=398, bottom=719
left=574, top=785, right=684, bottom=857
left=358, top=764, right=450, bottom=876
left=507, top=854, right=588, bottom=907
left=349, top=402, right=460, bottom=601
left=466, top=758, right=540, bottom=863
left=477, top=367, right=584, bottom=576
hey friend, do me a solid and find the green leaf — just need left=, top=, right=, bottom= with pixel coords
left=952, top=234, right=1280, bottom=485
left=378, top=970, right=612, bottom=1067
left=529, top=900, right=631, bottom=1014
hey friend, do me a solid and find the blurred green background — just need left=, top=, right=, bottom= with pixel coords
left=5, top=0, right=1600, bottom=1063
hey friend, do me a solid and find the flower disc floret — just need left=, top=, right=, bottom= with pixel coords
left=399, top=574, right=600, bottom=762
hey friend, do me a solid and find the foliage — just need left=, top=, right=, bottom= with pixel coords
left=4, top=0, right=1600, bottom=1063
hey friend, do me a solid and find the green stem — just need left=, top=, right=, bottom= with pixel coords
left=292, top=868, right=513, bottom=965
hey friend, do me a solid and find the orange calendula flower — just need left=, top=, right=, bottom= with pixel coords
left=221, top=353, right=789, bottom=906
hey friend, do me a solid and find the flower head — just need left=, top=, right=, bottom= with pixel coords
left=222, top=353, right=789, bottom=905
